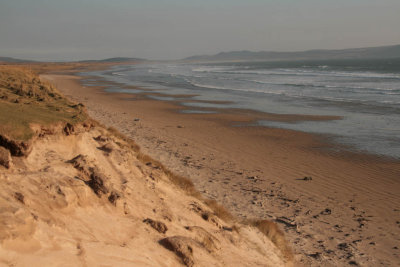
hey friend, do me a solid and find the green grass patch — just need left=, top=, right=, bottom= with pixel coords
left=0, top=66, right=87, bottom=142
left=0, top=100, right=86, bottom=141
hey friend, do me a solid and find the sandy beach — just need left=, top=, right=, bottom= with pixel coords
left=43, top=72, right=400, bottom=266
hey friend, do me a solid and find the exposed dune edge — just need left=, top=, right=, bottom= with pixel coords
left=0, top=65, right=293, bottom=266
left=0, top=123, right=292, bottom=266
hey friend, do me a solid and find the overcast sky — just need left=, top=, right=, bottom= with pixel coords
left=1, top=0, right=400, bottom=61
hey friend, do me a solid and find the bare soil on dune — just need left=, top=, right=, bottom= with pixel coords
left=0, top=66, right=291, bottom=267
left=0, top=125, right=289, bottom=266
left=44, top=73, right=400, bottom=267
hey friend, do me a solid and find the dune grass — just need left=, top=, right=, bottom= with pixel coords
left=248, top=219, right=293, bottom=261
left=0, top=66, right=87, bottom=141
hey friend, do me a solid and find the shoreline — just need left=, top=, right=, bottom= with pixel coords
left=84, top=61, right=400, bottom=160
left=43, top=71, right=400, bottom=266
left=79, top=72, right=398, bottom=163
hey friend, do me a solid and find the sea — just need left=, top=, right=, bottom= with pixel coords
left=81, top=58, right=400, bottom=159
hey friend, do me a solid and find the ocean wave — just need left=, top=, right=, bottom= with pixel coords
left=380, top=100, right=400, bottom=104
left=186, top=81, right=236, bottom=91
left=148, top=63, right=400, bottom=82
left=186, top=80, right=283, bottom=95
left=112, top=72, right=126, bottom=76
left=238, top=79, right=400, bottom=94
left=384, top=92, right=400, bottom=95
left=191, top=68, right=400, bottom=80
left=109, top=63, right=400, bottom=106
left=192, top=66, right=235, bottom=73
left=185, top=79, right=399, bottom=105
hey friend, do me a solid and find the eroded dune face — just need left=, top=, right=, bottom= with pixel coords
left=0, top=126, right=290, bottom=267
left=0, top=66, right=291, bottom=266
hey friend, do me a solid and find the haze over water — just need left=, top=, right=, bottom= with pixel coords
left=84, top=58, right=400, bottom=158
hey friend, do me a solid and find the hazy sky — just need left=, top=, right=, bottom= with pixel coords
left=1, top=0, right=400, bottom=61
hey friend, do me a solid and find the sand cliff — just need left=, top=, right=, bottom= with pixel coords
left=0, top=67, right=291, bottom=266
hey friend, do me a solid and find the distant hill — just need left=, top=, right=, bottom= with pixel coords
left=78, top=57, right=146, bottom=63
left=0, top=57, right=146, bottom=64
left=184, top=44, right=400, bottom=62
left=0, top=57, right=36, bottom=63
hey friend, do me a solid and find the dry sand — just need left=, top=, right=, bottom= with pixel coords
left=0, top=125, right=288, bottom=266
left=43, top=73, right=400, bottom=266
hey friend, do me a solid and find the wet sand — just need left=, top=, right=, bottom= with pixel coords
left=43, top=73, right=400, bottom=266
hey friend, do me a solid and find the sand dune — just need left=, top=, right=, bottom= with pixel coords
left=0, top=67, right=291, bottom=266
left=0, top=125, right=290, bottom=266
